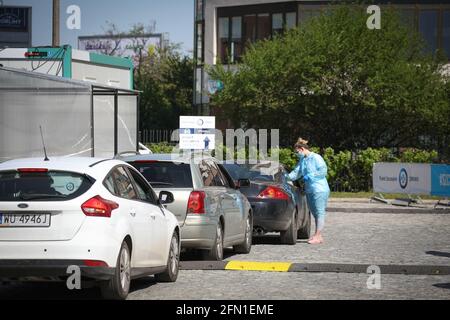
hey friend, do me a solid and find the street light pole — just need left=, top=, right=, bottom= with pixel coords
left=52, top=0, right=60, bottom=47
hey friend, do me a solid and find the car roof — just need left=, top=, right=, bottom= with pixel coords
left=121, top=152, right=215, bottom=164
left=0, top=157, right=126, bottom=177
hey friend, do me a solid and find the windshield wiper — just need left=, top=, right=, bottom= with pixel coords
left=20, top=194, right=68, bottom=200
left=150, top=182, right=174, bottom=187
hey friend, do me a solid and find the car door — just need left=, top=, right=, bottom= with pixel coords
left=218, top=164, right=246, bottom=238
left=198, top=160, right=230, bottom=238
left=110, top=166, right=153, bottom=268
left=208, top=160, right=241, bottom=242
left=126, top=166, right=169, bottom=267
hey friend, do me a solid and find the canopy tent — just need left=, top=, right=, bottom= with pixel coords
left=0, top=66, right=139, bottom=162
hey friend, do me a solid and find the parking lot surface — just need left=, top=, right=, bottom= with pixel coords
left=1, top=203, right=449, bottom=300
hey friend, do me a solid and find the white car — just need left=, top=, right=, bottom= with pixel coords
left=0, top=157, right=180, bottom=300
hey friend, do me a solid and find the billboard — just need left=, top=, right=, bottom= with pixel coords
left=78, top=34, right=164, bottom=64
left=0, top=7, right=31, bottom=48
left=0, top=7, right=29, bottom=31
left=373, top=163, right=450, bottom=197
left=373, top=163, right=431, bottom=195
left=431, top=165, right=450, bottom=197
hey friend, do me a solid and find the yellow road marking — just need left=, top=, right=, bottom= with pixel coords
left=225, top=261, right=292, bottom=272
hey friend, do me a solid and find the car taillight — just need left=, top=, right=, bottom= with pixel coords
left=187, top=191, right=206, bottom=214
left=83, top=260, right=109, bottom=267
left=81, top=196, right=119, bottom=218
left=257, top=186, right=289, bottom=200
left=18, top=168, right=48, bottom=173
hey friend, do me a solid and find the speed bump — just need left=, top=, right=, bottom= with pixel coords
left=225, top=261, right=292, bottom=272
left=179, top=261, right=450, bottom=275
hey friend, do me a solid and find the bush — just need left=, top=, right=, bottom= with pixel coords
left=147, top=142, right=174, bottom=154
left=151, top=142, right=440, bottom=192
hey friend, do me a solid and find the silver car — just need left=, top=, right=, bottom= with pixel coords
left=121, top=153, right=253, bottom=260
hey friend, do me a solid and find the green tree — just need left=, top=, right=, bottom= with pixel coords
left=99, top=22, right=194, bottom=130
left=136, top=44, right=194, bottom=130
left=209, top=5, right=450, bottom=159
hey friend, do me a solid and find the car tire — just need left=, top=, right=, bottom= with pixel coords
left=100, top=241, right=131, bottom=300
left=155, top=232, right=180, bottom=283
left=233, top=213, right=253, bottom=254
left=280, top=210, right=297, bottom=245
left=297, top=209, right=311, bottom=240
left=208, top=223, right=224, bottom=261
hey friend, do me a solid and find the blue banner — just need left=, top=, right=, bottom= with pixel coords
left=431, top=165, right=450, bottom=197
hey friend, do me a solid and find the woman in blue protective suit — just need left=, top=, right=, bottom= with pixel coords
left=285, top=138, right=330, bottom=245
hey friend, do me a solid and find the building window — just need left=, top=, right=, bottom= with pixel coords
left=231, top=16, right=242, bottom=63
left=419, top=10, right=439, bottom=54
left=443, top=11, right=450, bottom=58
left=272, top=13, right=283, bottom=34
left=286, top=12, right=297, bottom=30
left=218, top=17, right=229, bottom=63
left=217, top=3, right=298, bottom=64
left=298, top=9, right=321, bottom=25
left=257, top=13, right=271, bottom=40
left=244, top=14, right=257, bottom=43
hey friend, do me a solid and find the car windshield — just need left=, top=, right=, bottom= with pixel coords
left=223, top=163, right=282, bottom=182
left=130, top=161, right=193, bottom=188
left=0, top=170, right=94, bottom=202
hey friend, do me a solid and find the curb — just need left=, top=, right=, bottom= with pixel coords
left=326, top=207, right=449, bottom=214
left=180, top=261, right=450, bottom=275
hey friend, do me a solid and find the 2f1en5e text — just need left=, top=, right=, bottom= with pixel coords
left=176, top=304, right=275, bottom=317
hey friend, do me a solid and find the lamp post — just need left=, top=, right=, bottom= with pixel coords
left=52, top=0, right=60, bottom=47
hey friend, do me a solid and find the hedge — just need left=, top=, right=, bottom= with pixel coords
left=147, top=143, right=440, bottom=192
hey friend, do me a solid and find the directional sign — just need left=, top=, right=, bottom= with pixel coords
left=179, top=116, right=215, bottom=151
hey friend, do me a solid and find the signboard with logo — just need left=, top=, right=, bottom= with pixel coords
left=179, top=116, right=215, bottom=151
left=0, top=7, right=29, bottom=31
left=373, top=163, right=431, bottom=195
left=431, top=165, right=450, bottom=197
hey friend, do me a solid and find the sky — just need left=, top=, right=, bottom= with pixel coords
left=4, top=0, right=194, bottom=54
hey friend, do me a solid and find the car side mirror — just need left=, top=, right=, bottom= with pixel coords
left=159, top=191, right=174, bottom=205
left=237, top=179, right=251, bottom=188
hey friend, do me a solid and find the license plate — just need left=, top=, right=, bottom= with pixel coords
left=0, top=213, right=51, bottom=228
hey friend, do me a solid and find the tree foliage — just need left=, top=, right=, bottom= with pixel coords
left=136, top=44, right=194, bottom=130
left=209, top=5, right=450, bottom=159
left=99, top=22, right=194, bottom=130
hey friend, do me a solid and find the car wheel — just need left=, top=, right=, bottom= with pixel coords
left=100, top=241, right=131, bottom=300
left=233, top=213, right=253, bottom=254
left=208, top=223, right=224, bottom=261
left=280, top=210, right=297, bottom=245
left=297, top=209, right=311, bottom=240
left=155, top=232, right=180, bottom=283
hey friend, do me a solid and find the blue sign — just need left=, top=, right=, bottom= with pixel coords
left=431, top=165, right=450, bottom=197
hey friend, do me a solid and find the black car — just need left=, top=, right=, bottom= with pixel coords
left=221, top=161, right=310, bottom=245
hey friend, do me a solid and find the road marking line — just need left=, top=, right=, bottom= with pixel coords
left=225, top=261, right=292, bottom=272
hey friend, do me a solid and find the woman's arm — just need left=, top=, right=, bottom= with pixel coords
left=285, top=162, right=303, bottom=181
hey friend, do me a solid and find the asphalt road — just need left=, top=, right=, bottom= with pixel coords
left=1, top=206, right=449, bottom=300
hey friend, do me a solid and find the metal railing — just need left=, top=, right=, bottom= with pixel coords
left=139, top=129, right=178, bottom=145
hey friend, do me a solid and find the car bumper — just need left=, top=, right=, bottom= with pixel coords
left=0, top=260, right=115, bottom=281
left=180, top=214, right=218, bottom=250
left=249, top=198, right=295, bottom=232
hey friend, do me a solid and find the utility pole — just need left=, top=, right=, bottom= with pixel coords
left=52, top=0, right=60, bottom=47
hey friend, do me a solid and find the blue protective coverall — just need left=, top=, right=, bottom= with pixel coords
left=285, top=152, right=330, bottom=231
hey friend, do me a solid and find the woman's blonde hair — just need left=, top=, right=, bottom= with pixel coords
left=294, top=138, right=310, bottom=150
